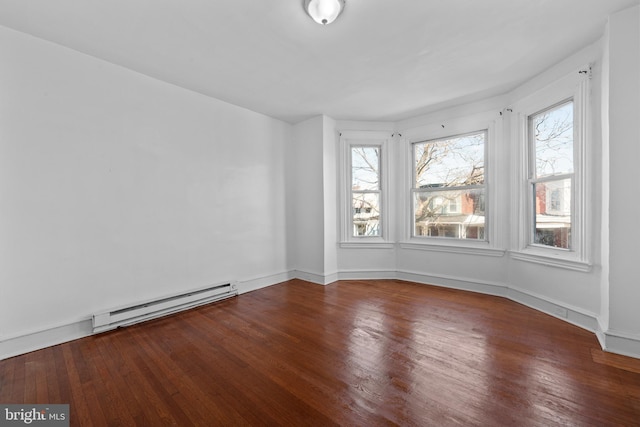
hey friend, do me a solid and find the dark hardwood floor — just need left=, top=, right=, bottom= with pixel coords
left=1, top=279, right=639, bottom=426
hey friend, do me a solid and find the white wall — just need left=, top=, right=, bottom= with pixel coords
left=289, top=115, right=340, bottom=284
left=322, top=116, right=339, bottom=280
left=291, top=116, right=325, bottom=281
left=0, top=26, right=291, bottom=345
left=599, top=23, right=611, bottom=334
left=605, top=5, right=640, bottom=352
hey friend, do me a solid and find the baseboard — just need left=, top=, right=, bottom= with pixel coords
left=323, top=271, right=340, bottom=285
left=595, top=318, right=608, bottom=350
left=337, top=269, right=397, bottom=280
left=292, top=269, right=339, bottom=285
left=237, top=270, right=296, bottom=294
left=599, top=328, right=640, bottom=359
left=0, top=319, right=93, bottom=361
left=506, top=286, right=600, bottom=333
left=396, top=269, right=509, bottom=297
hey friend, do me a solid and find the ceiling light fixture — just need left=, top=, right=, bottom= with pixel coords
left=304, top=0, right=345, bottom=25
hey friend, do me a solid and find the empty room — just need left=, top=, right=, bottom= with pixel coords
left=1, top=0, right=640, bottom=425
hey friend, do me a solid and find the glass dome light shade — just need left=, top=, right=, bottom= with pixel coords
left=304, top=0, right=345, bottom=25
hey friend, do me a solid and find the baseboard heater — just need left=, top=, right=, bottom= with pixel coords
left=92, top=282, right=238, bottom=333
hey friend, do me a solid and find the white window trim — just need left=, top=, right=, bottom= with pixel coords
left=398, top=115, right=504, bottom=257
left=509, top=66, right=591, bottom=271
left=339, top=130, right=394, bottom=248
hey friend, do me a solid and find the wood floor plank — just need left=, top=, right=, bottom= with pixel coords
left=7, top=355, right=26, bottom=404
left=60, top=344, right=96, bottom=426
left=0, top=354, right=13, bottom=402
left=105, top=328, right=190, bottom=426
left=98, top=331, right=165, bottom=426
left=42, top=347, right=62, bottom=404
left=89, top=337, right=141, bottom=427
left=130, top=319, right=254, bottom=426
left=51, top=346, right=73, bottom=405
left=2, top=279, right=640, bottom=426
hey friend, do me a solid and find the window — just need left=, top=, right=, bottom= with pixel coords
left=351, top=146, right=381, bottom=237
left=339, top=131, right=392, bottom=247
left=412, top=131, right=487, bottom=241
left=529, top=101, right=573, bottom=249
left=511, top=66, right=590, bottom=271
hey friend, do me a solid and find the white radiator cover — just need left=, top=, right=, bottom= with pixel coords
left=92, top=282, right=238, bottom=333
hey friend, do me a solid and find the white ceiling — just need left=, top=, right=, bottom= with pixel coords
left=0, top=0, right=638, bottom=124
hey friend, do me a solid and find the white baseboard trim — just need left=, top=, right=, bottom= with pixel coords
left=396, top=269, right=508, bottom=297
left=599, top=328, right=640, bottom=359
left=506, top=286, right=600, bottom=334
left=595, top=318, right=608, bottom=350
left=292, top=269, right=339, bottom=285
left=337, top=269, right=397, bottom=280
left=323, top=271, right=340, bottom=285
left=238, top=270, right=296, bottom=294
left=0, top=318, right=93, bottom=361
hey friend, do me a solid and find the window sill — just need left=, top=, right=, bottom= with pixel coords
left=399, top=240, right=506, bottom=257
left=510, top=250, right=591, bottom=272
left=340, top=241, right=396, bottom=249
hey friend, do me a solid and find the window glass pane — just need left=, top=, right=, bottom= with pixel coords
left=353, top=193, right=380, bottom=236
left=533, top=179, right=571, bottom=249
left=531, top=101, right=573, bottom=178
left=414, top=188, right=485, bottom=239
left=352, top=146, right=380, bottom=191
left=415, top=132, right=485, bottom=188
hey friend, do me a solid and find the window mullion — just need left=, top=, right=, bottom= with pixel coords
left=529, top=172, right=574, bottom=185
left=413, top=183, right=485, bottom=193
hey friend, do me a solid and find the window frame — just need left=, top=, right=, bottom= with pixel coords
left=399, top=115, right=504, bottom=257
left=411, top=129, right=489, bottom=242
left=528, top=99, right=575, bottom=250
left=339, top=131, right=393, bottom=248
left=510, top=66, right=591, bottom=271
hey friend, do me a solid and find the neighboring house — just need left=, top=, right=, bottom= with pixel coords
left=415, top=190, right=485, bottom=239
left=534, top=180, right=571, bottom=248
left=352, top=187, right=380, bottom=236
